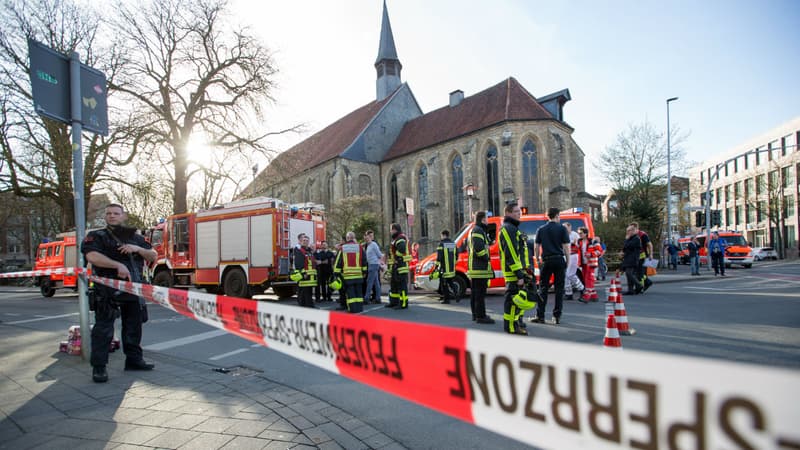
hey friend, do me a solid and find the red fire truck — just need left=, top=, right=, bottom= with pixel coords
left=33, top=233, right=78, bottom=297
left=147, top=197, right=326, bottom=299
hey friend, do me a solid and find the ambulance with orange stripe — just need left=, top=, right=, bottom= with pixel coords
left=146, top=197, right=325, bottom=299
left=414, top=210, right=594, bottom=297
left=696, top=230, right=754, bottom=268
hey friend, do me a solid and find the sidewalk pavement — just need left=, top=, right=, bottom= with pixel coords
left=0, top=326, right=405, bottom=450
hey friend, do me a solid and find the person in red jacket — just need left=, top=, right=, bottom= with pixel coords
left=577, top=228, right=602, bottom=302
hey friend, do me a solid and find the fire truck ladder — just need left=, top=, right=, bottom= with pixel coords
left=279, top=207, right=291, bottom=250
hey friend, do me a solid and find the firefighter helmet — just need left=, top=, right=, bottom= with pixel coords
left=512, top=289, right=537, bottom=310
left=289, top=270, right=303, bottom=282
left=329, top=276, right=342, bottom=291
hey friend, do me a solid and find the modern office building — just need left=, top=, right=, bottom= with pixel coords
left=689, top=117, right=800, bottom=258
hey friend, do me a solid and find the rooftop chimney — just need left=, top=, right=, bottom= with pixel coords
left=449, top=90, right=464, bottom=107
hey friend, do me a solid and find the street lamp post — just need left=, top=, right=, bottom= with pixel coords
left=666, top=97, right=679, bottom=245
left=463, top=183, right=475, bottom=222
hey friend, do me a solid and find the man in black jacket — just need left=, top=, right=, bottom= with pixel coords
left=620, top=225, right=643, bottom=295
left=82, top=203, right=157, bottom=383
left=532, top=207, right=570, bottom=325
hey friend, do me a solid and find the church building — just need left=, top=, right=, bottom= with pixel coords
left=252, top=2, right=589, bottom=251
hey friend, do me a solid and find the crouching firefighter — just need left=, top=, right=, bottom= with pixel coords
left=387, top=223, right=411, bottom=309
left=291, top=234, right=317, bottom=308
left=334, top=231, right=366, bottom=313
left=499, top=203, right=535, bottom=335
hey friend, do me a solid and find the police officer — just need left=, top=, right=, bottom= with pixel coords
left=435, top=230, right=457, bottom=304
left=292, top=234, right=317, bottom=308
left=386, top=223, right=411, bottom=309
left=468, top=211, right=495, bottom=324
left=314, top=240, right=334, bottom=302
left=334, top=231, right=367, bottom=313
left=532, top=207, right=570, bottom=325
left=498, top=203, right=531, bottom=335
left=82, top=203, right=157, bottom=383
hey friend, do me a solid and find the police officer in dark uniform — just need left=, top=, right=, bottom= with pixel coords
left=314, top=240, right=334, bottom=302
left=82, top=203, right=157, bottom=383
left=532, top=207, right=570, bottom=325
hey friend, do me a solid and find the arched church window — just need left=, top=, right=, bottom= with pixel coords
left=452, top=155, right=464, bottom=229
left=486, top=146, right=500, bottom=216
left=326, top=174, right=334, bottom=207
left=390, top=173, right=399, bottom=224
left=418, top=165, right=429, bottom=238
left=522, top=139, right=539, bottom=213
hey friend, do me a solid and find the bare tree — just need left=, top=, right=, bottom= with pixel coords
left=0, top=0, right=133, bottom=230
left=596, top=120, right=688, bottom=239
left=111, top=0, right=299, bottom=214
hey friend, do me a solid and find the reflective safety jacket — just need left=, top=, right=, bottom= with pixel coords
left=436, top=238, right=457, bottom=279
left=293, top=246, right=317, bottom=287
left=389, top=233, right=411, bottom=274
left=499, top=217, right=529, bottom=282
left=334, top=241, right=366, bottom=281
left=467, top=223, right=493, bottom=279
left=580, top=238, right=603, bottom=268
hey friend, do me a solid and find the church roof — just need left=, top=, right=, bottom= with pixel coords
left=384, top=77, right=556, bottom=161
left=260, top=89, right=397, bottom=181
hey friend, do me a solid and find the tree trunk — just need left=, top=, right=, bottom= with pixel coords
left=174, top=139, right=188, bottom=214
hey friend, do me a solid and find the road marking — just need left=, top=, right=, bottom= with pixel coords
left=209, top=348, right=250, bottom=361
left=144, top=329, right=228, bottom=351
left=6, top=313, right=78, bottom=324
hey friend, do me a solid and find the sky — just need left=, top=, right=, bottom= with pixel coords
left=231, top=0, right=800, bottom=194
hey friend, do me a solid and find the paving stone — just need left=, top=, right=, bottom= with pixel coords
left=265, top=418, right=298, bottom=433
left=224, top=419, right=270, bottom=437
left=291, top=434, right=314, bottom=445
left=179, top=432, right=236, bottom=449
left=220, top=436, right=272, bottom=449
left=0, top=432, right=58, bottom=450
left=376, top=442, right=407, bottom=450
left=118, top=396, right=162, bottom=409
left=316, top=442, right=345, bottom=450
left=192, top=417, right=240, bottom=433
left=301, top=425, right=333, bottom=445
left=110, top=407, right=152, bottom=423
left=131, top=410, right=181, bottom=426
left=262, top=442, right=295, bottom=450
left=317, top=422, right=367, bottom=450
left=14, top=410, right=68, bottom=430
left=256, top=429, right=300, bottom=442
left=162, top=413, right=209, bottom=430
left=145, top=429, right=201, bottom=448
left=285, top=415, right=314, bottom=430
left=363, top=432, right=394, bottom=448
left=110, top=424, right=166, bottom=445
left=150, top=398, right=190, bottom=411
left=351, top=423, right=380, bottom=440
left=32, top=436, right=108, bottom=450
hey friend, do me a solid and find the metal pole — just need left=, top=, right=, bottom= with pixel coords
left=70, top=51, right=90, bottom=360
left=666, top=97, right=678, bottom=246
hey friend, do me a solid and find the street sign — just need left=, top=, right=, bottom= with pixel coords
left=27, top=39, right=108, bottom=136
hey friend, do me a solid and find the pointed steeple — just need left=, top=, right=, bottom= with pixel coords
left=375, top=0, right=402, bottom=101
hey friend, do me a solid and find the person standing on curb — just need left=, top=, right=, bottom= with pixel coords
left=708, top=232, right=728, bottom=276
left=386, top=223, right=410, bottom=309
left=499, top=203, right=531, bottom=334
left=631, top=222, right=653, bottom=292
left=467, top=211, right=495, bottom=324
left=82, top=203, right=157, bottom=383
left=314, top=240, right=334, bottom=302
left=563, top=222, right=584, bottom=300
left=619, top=225, right=643, bottom=295
left=688, top=236, right=701, bottom=276
left=531, top=207, right=570, bottom=325
left=364, top=230, right=383, bottom=304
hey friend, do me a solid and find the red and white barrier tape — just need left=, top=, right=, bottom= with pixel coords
left=83, top=274, right=799, bottom=450
left=0, top=267, right=77, bottom=278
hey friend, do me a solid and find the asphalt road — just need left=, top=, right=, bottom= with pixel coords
left=2, top=259, right=799, bottom=449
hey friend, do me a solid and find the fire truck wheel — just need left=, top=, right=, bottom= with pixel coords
left=223, top=268, right=251, bottom=298
left=452, top=274, right=468, bottom=299
left=40, top=280, right=56, bottom=298
left=273, top=286, right=297, bottom=299
left=152, top=271, right=173, bottom=288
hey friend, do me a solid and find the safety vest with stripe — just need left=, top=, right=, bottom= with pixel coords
left=293, top=246, right=317, bottom=287
left=467, top=225, right=493, bottom=279
left=436, top=238, right=456, bottom=279
left=335, top=242, right=365, bottom=281
left=389, top=234, right=411, bottom=274
left=499, top=220, right=529, bottom=282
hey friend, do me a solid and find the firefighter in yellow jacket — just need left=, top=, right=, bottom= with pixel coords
left=468, top=211, right=495, bottom=324
left=498, top=203, right=535, bottom=335
left=334, top=231, right=366, bottom=313
left=386, top=223, right=411, bottom=309
left=291, top=234, right=317, bottom=308
left=435, top=229, right=457, bottom=304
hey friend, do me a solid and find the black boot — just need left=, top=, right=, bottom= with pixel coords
left=92, top=366, right=108, bottom=383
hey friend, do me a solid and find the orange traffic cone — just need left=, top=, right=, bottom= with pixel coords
left=615, top=290, right=636, bottom=336
left=603, top=314, right=622, bottom=349
left=607, top=277, right=619, bottom=303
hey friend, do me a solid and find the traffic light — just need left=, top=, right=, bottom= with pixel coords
left=695, top=211, right=705, bottom=227
left=711, top=210, right=722, bottom=227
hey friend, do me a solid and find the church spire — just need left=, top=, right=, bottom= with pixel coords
left=375, top=0, right=402, bottom=101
